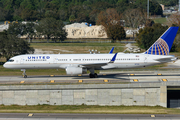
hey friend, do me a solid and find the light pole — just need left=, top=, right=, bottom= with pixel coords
left=147, top=0, right=149, bottom=18
left=179, top=0, right=180, bottom=12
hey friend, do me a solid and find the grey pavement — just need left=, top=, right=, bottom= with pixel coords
left=0, top=114, right=180, bottom=120
left=0, top=70, right=180, bottom=84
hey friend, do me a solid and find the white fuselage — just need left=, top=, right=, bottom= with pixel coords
left=3, top=53, right=176, bottom=70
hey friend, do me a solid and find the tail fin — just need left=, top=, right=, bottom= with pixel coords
left=144, top=27, right=179, bottom=55
left=109, top=47, right=114, bottom=54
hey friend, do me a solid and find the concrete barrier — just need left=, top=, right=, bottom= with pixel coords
left=0, top=82, right=174, bottom=107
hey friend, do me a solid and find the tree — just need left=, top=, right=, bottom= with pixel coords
left=116, top=0, right=133, bottom=14
left=7, top=22, right=36, bottom=43
left=25, top=22, right=36, bottom=43
left=36, top=17, right=67, bottom=43
left=173, top=33, right=180, bottom=52
left=0, top=8, right=6, bottom=21
left=159, top=0, right=178, bottom=6
left=7, top=22, right=26, bottom=36
left=106, top=23, right=126, bottom=42
left=58, top=9, right=68, bottom=21
left=45, top=10, right=58, bottom=19
left=168, top=13, right=180, bottom=26
left=52, top=20, right=67, bottom=42
left=97, top=8, right=126, bottom=42
left=69, top=15, right=76, bottom=22
left=122, top=8, right=147, bottom=28
left=97, top=8, right=121, bottom=29
left=89, top=9, right=100, bottom=24
left=0, top=0, right=164, bottom=21
left=0, top=32, right=6, bottom=58
left=168, top=15, right=180, bottom=52
left=135, top=0, right=163, bottom=16
left=136, top=23, right=168, bottom=50
left=76, top=12, right=88, bottom=23
left=0, top=31, right=34, bottom=61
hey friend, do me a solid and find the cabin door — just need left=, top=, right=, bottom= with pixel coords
left=53, top=56, right=58, bottom=64
left=20, top=57, right=24, bottom=64
left=144, top=55, right=149, bottom=64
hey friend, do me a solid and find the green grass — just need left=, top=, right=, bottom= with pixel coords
left=31, top=43, right=125, bottom=47
left=153, top=17, right=168, bottom=25
left=31, top=43, right=125, bottom=54
left=0, top=65, right=66, bottom=76
left=0, top=63, right=168, bottom=76
left=0, top=105, right=179, bottom=114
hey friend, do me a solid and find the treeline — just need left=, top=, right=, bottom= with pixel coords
left=0, top=17, right=67, bottom=60
left=0, top=0, right=163, bottom=23
left=157, top=0, right=178, bottom=6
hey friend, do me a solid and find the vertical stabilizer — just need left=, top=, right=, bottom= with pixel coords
left=144, top=27, right=179, bottom=55
left=109, top=47, right=114, bottom=54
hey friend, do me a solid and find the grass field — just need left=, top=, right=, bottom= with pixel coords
left=0, top=65, right=67, bottom=76
left=0, top=105, right=179, bottom=114
left=153, top=17, right=168, bottom=25
left=30, top=43, right=125, bottom=54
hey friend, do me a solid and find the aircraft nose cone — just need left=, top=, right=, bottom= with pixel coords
left=3, top=63, right=7, bottom=68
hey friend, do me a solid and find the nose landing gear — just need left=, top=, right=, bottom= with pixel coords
left=21, top=69, right=27, bottom=78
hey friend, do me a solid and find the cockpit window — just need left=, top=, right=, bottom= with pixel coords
left=7, top=59, right=14, bottom=62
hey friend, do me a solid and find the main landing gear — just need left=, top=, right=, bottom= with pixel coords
left=89, top=68, right=98, bottom=78
left=89, top=73, right=98, bottom=78
left=21, top=69, right=27, bottom=78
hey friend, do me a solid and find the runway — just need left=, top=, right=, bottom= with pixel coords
left=0, top=70, right=180, bottom=84
left=0, top=113, right=180, bottom=120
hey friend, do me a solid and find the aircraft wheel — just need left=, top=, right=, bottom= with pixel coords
left=89, top=73, right=98, bottom=78
left=94, top=73, right=98, bottom=78
left=89, top=73, right=94, bottom=78
left=23, top=75, right=27, bottom=78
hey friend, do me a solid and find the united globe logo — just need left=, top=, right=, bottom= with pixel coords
left=145, top=38, right=169, bottom=55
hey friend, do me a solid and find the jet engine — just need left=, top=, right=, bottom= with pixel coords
left=65, top=66, right=87, bottom=75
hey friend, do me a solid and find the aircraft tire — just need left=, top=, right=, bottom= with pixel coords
left=23, top=75, right=27, bottom=78
left=89, top=73, right=94, bottom=78
left=89, top=73, right=98, bottom=78
left=94, top=73, right=98, bottom=78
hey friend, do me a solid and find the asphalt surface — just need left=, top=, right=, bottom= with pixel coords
left=0, top=70, right=180, bottom=84
left=0, top=113, right=180, bottom=120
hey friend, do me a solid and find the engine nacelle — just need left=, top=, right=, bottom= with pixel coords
left=66, top=66, right=87, bottom=75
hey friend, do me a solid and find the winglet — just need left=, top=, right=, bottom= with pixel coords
left=109, top=53, right=117, bottom=63
left=109, top=47, right=114, bottom=54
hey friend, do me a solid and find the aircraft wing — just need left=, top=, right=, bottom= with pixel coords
left=79, top=53, right=117, bottom=68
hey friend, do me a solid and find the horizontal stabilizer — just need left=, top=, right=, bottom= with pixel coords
left=154, top=56, right=177, bottom=62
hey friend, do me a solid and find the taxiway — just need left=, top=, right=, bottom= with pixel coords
left=0, top=70, right=180, bottom=84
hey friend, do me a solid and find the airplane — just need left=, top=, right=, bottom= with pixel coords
left=3, top=26, right=179, bottom=78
